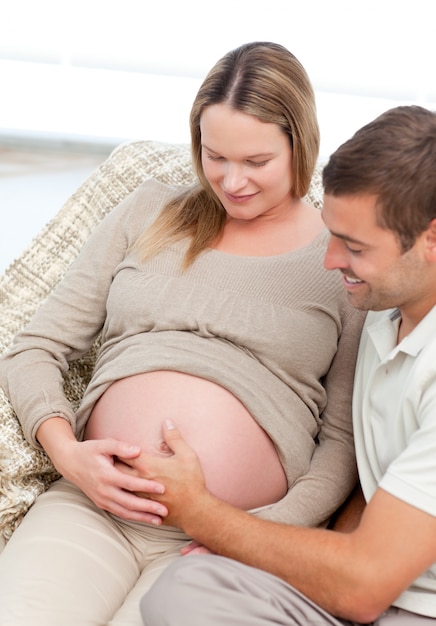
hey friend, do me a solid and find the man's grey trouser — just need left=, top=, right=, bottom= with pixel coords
left=140, top=555, right=436, bottom=626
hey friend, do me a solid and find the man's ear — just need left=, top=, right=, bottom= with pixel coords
left=424, top=218, right=436, bottom=261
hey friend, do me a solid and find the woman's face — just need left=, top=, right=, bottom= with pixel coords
left=200, top=103, right=294, bottom=221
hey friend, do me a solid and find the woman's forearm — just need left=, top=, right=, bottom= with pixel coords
left=257, top=436, right=357, bottom=527
left=329, top=482, right=366, bottom=532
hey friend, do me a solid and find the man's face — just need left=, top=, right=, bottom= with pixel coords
left=322, top=193, right=430, bottom=318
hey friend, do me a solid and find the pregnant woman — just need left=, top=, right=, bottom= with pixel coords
left=0, top=42, right=365, bottom=626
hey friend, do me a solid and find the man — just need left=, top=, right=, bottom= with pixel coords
left=133, top=105, right=436, bottom=625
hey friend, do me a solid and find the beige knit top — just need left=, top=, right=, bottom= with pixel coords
left=0, top=178, right=365, bottom=526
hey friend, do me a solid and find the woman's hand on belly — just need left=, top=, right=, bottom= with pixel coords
left=54, top=435, right=169, bottom=524
left=37, top=416, right=168, bottom=523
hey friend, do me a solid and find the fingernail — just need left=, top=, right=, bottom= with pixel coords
left=164, top=419, right=176, bottom=430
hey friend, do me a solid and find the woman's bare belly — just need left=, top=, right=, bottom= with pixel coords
left=84, top=371, right=287, bottom=510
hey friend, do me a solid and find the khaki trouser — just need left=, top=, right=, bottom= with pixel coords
left=0, top=478, right=191, bottom=626
left=141, top=555, right=436, bottom=626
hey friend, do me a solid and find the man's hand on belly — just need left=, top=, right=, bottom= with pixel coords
left=117, top=420, right=259, bottom=558
left=117, top=419, right=217, bottom=530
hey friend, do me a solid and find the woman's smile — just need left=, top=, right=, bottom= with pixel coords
left=224, top=190, right=259, bottom=204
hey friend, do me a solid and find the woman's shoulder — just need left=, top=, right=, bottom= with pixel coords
left=131, top=177, right=189, bottom=206
left=112, top=178, right=191, bottom=229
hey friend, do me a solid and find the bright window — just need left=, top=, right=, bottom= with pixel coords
left=1, top=0, right=435, bottom=157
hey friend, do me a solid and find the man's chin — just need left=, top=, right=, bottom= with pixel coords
left=345, top=292, right=371, bottom=311
left=347, top=295, right=392, bottom=313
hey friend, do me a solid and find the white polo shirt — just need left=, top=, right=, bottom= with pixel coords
left=353, top=305, right=436, bottom=616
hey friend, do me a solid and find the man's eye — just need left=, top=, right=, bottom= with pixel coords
left=346, top=246, right=362, bottom=255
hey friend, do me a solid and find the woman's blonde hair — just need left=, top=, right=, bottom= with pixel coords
left=137, top=41, right=319, bottom=267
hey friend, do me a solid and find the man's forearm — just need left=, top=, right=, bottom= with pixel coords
left=127, top=422, right=419, bottom=623
left=126, top=424, right=368, bottom=619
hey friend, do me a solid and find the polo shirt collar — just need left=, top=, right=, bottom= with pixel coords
left=366, top=305, right=436, bottom=362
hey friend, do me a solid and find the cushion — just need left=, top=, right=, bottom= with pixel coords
left=0, top=139, right=324, bottom=543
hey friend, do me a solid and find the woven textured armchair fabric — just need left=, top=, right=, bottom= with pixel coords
left=0, top=139, right=324, bottom=543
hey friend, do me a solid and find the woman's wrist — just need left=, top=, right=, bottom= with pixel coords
left=36, top=416, right=77, bottom=471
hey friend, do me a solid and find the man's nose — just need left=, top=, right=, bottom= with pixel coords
left=324, top=236, right=348, bottom=271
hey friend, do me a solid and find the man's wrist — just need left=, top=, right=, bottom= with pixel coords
left=180, top=492, right=234, bottom=543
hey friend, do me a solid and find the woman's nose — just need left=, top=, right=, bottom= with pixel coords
left=223, top=163, right=247, bottom=192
